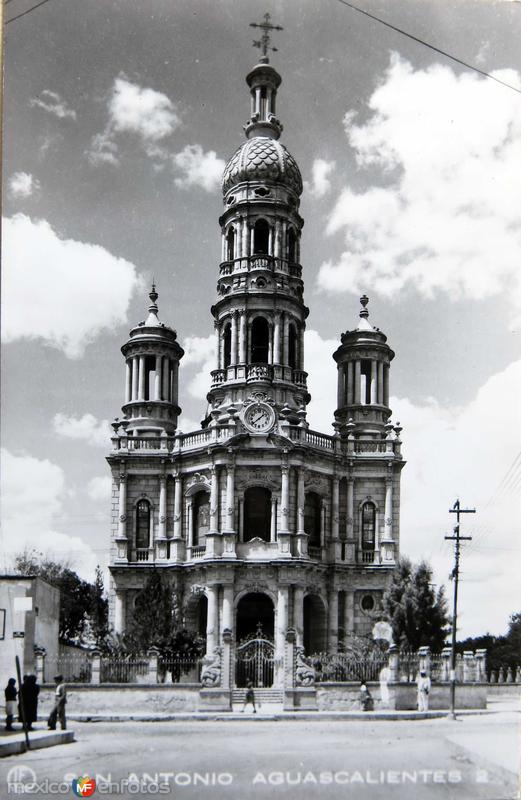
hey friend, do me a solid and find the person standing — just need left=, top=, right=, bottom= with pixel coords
left=4, top=678, right=17, bottom=731
left=47, top=675, right=67, bottom=730
left=242, top=681, right=257, bottom=713
left=21, top=675, right=40, bottom=730
left=417, top=670, right=431, bottom=711
left=359, top=681, right=373, bottom=711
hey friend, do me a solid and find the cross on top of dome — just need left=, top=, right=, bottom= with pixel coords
left=250, top=12, right=283, bottom=63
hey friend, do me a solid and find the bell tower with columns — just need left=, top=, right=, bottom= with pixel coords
left=333, top=295, right=394, bottom=435
left=207, top=39, right=309, bottom=425
left=120, top=285, right=184, bottom=436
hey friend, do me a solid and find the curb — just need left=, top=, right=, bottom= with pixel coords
left=0, top=731, right=75, bottom=758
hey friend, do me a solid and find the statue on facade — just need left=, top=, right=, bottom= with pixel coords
left=295, top=647, right=315, bottom=686
left=201, top=647, right=222, bottom=687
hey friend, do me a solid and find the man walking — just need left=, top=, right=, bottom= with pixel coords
left=242, top=681, right=257, bottom=714
left=417, top=670, right=431, bottom=712
left=48, top=675, right=67, bottom=730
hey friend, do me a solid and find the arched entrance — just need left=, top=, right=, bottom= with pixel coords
left=235, top=592, right=275, bottom=687
left=303, top=594, right=327, bottom=654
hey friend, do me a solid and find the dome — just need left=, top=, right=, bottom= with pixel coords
left=222, top=137, right=303, bottom=196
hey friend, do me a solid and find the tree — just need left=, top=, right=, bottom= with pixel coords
left=124, top=570, right=204, bottom=661
left=89, top=566, right=110, bottom=648
left=457, top=611, right=521, bottom=673
left=383, top=557, right=450, bottom=651
left=14, top=549, right=96, bottom=642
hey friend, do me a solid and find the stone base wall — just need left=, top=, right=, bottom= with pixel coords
left=37, top=684, right=200, bottom=717
left=485, top=683, right=521, bottom=696
left=316, top=682, right=487, bottom=711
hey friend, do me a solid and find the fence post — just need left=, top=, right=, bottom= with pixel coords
left=490, top=669, right=497, bottom=684
left=441, top=647, right=451, bottom=682
left=455, top=652, right=463, bottom=681
left=388, top=645, right=399, bottom=682
left=463, top=651, right=475, bottom=683
left=498, top=667, right=505, bottom=683
left=34, top=647, right=46, bottom=684
left=516, top=666, right=521, bottom=684
left=90, top=649, right=101, bottom=685
left=475, top=649, right=487, bottom=682
left=221, top=629, right=232, bottom=692
left=418, top=646, right=431, bottom=676
left=506, top=667, right=514, bottom=683
left=147, top=647, right=159, bottom=683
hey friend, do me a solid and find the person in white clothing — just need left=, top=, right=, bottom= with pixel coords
left=417, top=670, right=431, bottom=711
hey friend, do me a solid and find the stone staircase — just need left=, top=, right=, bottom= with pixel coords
left=232, top=688, right=284, bottom=707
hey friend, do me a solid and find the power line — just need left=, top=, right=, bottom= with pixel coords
left=6, top=0, right=54, bottom=25
left=335, top=0, right=521, bottom=96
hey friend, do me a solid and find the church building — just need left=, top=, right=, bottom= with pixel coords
left=107, top=21, right=405, bottom=690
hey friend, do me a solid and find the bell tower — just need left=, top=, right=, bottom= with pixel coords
left=207, top=21, right=310, bottom=426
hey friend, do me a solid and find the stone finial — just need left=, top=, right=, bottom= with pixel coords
left=359, top=295, right=369, bottom=319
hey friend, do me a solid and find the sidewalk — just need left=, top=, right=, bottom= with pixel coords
left=0, top=729, right=74, bottom=757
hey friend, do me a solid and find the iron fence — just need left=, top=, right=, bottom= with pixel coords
left=47, top=653, right=92, bottom=683
left=100, top=657, right=149, bottom=683
left=310, top=653, right=389, bottom=683
left=157, top=657, right=202, bottom=684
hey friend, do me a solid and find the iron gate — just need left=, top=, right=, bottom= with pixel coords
left=235, top=632, right=275, bottom=687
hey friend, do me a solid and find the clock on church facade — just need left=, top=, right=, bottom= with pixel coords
left=107, top=19, right=405, bottom=700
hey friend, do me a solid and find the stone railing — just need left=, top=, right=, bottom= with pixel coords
left=218, top=256, right=302, bottom=278
left=487, top=665, right=521, bottom=684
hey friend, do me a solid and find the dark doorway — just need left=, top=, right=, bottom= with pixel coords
left=243, top=486, right=271, bottom=542
left=251, top=317, right=269, bottom=364
left=303, top=594, right=327, bottom=654
left=304, top=492, right=322, bottom=548
left=236, top=592, right=274, bottom=641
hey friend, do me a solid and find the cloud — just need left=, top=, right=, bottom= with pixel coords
left=0, top=449, right=98, bottom=580
left=87, top=475, right=112, bottom=501
left=303, top=329, right=521, bottom=636
left=304, top=158, right=335, bottom=198
left=2, top=214, right=142, bottom=358
left=317, top=55, right=521, bottom=321
left=172, top=144, right=225, bottom=192
left=29, top=90, right=77, bottom=120
left=9, top=172, right=40, bottom=199
left=181, top=334, right=216, bottom=399
left=53, top=413, right=112, bottom=447
left=87, top=76, right=180, bottom=166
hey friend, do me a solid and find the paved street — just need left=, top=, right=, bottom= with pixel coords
left=0, top=702, right=518, bottom=800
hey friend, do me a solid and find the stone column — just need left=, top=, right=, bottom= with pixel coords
left=299, top=328, right=305, bottom=370
left=388, top=645, right=399, bottom=682
left=377, top=362, right=384, bottom=404
left=114, top=590, right=125, bottom=634
left=328, top=590, right=339, bottom=653
left=222, top=585, right=234, bottom=636
left=250, top=226, right=255, bottom=254
left=138, top=355, right=146, bottom=401
left=383, top=364, right=390, bottom=406
left=34, top=648, right=46, bottom=685
left=384, top=476, right=393, bottom=540
left=475, top=649, right=487, bottom=682
left=125, top=361, right=132, bottom=403
left=294, top=587, right=304, bottom=648
left=161, top=357, right=169, bottom=401
left=238, top=311, right=246, bottom=363
left=273, top=313, right=281, bottom=364
left=154, top=355, right=162, bottom=400
left=186, top=500, right=193, bottom=548
left=282, top=313, right=289, bottom=365
left=276, top=586, right=289, bottom=685
left=170, top=474, right=184, bottom=561
left=278, top=465, right=291, bottom=556
left=90, top=650, right=101, bottom=685
left=330, top=477, right=340, bottom=561
left=117, top=473, right=127, bottom=539
left=156, top=474, right=167, bottom=558
left=268, top=225, right=273, bottom=255
left=344, top=477, right=356, bottom=564
left=343, top=591, right=354, bottom=640
left=268, top=322, right=274, bottom=364
left=222, top=462, right=237, bottom=558
left=214, top=322, right=221, bottom=371
left=206, top=466, right=221, bottom=558
left=131, top=356, right=139, bottom=401
left=242, top=218, right=249, bottom=258
left=230, top=312, right=238, bottom=365
left=274, top=219, right=282, bottom=258
left=295, top=468, right=308, bottom=557
left=354, top=360, right=361, bottom=404
left=337, top=366, right=344, bottom=409
left=463, top=651, right=475, bottom=683
left=206, top=585, right=219, bottom=655
left=370, top=361, right=377, bottom=404
left=441, top=646, right=452, bottom=681
left=347, top=361, right=354, bottom=405
left=270, top=497, right=277, bottom=542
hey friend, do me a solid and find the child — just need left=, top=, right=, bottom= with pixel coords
left=359, top=681, right=373, bottom=711
left=5, top=678, right=17, bottom=731
left=242, top=681, right=257, bottom=713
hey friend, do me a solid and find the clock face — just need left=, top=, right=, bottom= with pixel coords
left=243, top=402, right=275, bottom=433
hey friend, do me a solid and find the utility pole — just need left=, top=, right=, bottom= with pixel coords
left=445, top=499, right=474, bottom=720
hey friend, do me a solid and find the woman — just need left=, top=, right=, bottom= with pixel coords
left=21, top=675, right=40, bottom=730
left=4, top=678, right=17, bottom=731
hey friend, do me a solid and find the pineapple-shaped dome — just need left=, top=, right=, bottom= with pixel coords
left=222, top=137, right=303, bottom=196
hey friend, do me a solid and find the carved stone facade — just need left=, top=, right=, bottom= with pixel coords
left=107, top=50, right=406, bottom=689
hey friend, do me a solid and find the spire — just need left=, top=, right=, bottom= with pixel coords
left=357, top=294, right=373, bottom=332
left=145, top=282, right=160, bottom=326
left=244, top=14, right=284, bottom=140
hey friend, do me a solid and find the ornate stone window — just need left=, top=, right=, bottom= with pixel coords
left=226, top=227, right=235, bottom=260
left=243, top=486, right=271, bottom=542
left=304, top=492, right=321, bottom=547
left=360, top=594, right=375, bottom=612
left=223, top=322, right=232, bottom=368
left=288, top=323, right=298, bottom=369
left=253, top=219, right=269, bottom=254
left=136, top=499, right=151, bottom=549
left=251, top=316, right=269, bottom=364
left=287, top=227, right=296, bottom=262
left=361, top=501, right=376, bottom=550
left=193, top=490, right=210, bottom=547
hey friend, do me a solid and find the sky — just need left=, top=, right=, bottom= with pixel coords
left=2, top=0, right=520, bottom=639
